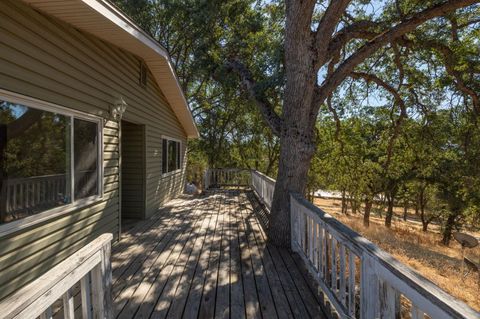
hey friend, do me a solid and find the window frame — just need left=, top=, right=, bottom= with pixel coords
left=161, top=135, right=182, bottom=176
left=0, top=89, right=104, bottom=238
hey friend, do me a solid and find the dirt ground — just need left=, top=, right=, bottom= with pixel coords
left=314, top=197, right=480, bottom=312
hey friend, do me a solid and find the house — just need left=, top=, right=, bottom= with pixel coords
left=0, top=0, right=198, bottom=301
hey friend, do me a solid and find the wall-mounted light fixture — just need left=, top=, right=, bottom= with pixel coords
left=110, top=97, right=127, bottom=121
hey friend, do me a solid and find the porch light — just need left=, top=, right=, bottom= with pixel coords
left=110, top=97, right=127, bottom=120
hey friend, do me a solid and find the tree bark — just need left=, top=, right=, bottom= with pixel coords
left=364, top=198, right=373, bottom=227
left=350, top=197, right=358, bottom=215
left=266, top=1, right=318, bottom=247
left=421, top=219, right=430, bottom=232
left=442, top=211, right=459, bottom=245
left=268, top=133, right=315, bottom=246
left=418, top=186, right=431, bottom=232
left=385, top=193, right=395, bottom=228
left=341, top=190, right=348, bottom=215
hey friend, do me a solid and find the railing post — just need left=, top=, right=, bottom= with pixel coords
left=361, top=254, right=380, bottom=319
left=92, top=241, right=113, bottom=319
left=290, top=194, right=299, bottom=253
left=203, top=170, right=209, bottom=190
left=379, top=279, right=401, bottom=319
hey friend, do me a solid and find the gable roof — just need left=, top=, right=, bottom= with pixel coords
left=22, top=0, right=199, bottom=138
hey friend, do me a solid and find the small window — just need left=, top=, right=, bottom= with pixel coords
left=139, top=61, right=147, bottom=88
left=162, top=137, right=181, bottom=174
left=0, top=99, right=102, bottom=225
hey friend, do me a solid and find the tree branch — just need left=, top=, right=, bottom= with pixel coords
left=324, top=20, right=380, bottom=67
left=227, top=60, right=283, bottom=136
left=316, top=0, right=479, bottom=105
left=350, top=72, right=407, bottom=170
left=399, top=35, right=479, bottom=113
left=314, top=0, right=352, bottom=67
left=422, top=40, right=480, bottom=113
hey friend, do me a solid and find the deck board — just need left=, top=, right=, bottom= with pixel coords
left=112, top=190, right=327, bottom=319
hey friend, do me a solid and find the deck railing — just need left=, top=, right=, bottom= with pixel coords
left=1, top=174, right=67, bottom=215
left=204, top=168, right=251, bottom=189
left=0, top=233, right=113, bottom=319
left=208, top=168, right=480, bottom=319
left=290, top=194, right=480, bottom=319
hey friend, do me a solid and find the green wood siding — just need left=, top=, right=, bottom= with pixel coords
left=121, top=121, right=146, bottom=219
left=0, top=0, right=187, bottom=300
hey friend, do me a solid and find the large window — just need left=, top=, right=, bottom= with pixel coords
left=162, top=137, right=181, bottom=174
left=0, top=98, right=102, bottom=225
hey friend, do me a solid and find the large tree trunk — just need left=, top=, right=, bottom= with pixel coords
left=421, top=219, right=430, bottom=232
left=385, top=193, right=395, bottom=228
left=364, top=198, right=373, bottom=227
left=418, top=186, right=431, bottom=232
left=350, top=198, right=358, bottom=215
left=268, top=133, right=315, bottom=246
left=267, top=1, right=317, bottom=247
left=442, top=211, right=459, bottom=246
left=341, top=190, right=348, bottom=215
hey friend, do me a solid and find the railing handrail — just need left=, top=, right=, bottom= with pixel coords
left=290, top=193, right=479, bottom=319
left=251, top=170, right=276, bottom=184
left=250, top=170, right=275, bottom=210
left=3, top=174, right=66, bottom=184
left=0, top=233, right=113, bottom=319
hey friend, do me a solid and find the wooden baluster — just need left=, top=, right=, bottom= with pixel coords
left=290, top=197, right=298, bottom=252
left=331, top=237, right=337, bottom=292
left=39, top=307, right=53, bottom=319
left=323, top=231, right=329, bottom=281
left=411, top=305, right=424, bottom=319
left=348, top=250, right=356, bottom=317
left=5, top=183, right=11, bottom=213
left=35, top=181, right=40, bottom=205
left=300, top=211, right=305, bottom=252
left=308, top=216, right=314, bottom=262
left=13, top=183, right=17, bottom=211
left=312, top=221, right=318, bottom=270
left=339, top=245, right=346, bottom=306
left=81, top=273, right=93, bottom=319
left=304, top=212, right=309, bottom=255
left=63, top=288, right=75, bottom=319
left=32, top=182, right=35, bottom=207
left=379, top=279, right=401, bottom=319
left=319, top=226, right=324, bottom=279
left=36, top=181, right=40, bottom=206
left=19, top=183, right=24, bottom=210
left=24, top=183, right=28, bottom=209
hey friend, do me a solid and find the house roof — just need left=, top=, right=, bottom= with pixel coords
left=21, top=0, right=199, bottom=138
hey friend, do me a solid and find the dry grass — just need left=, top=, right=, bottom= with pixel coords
left=314, top=198, right=480, bottom=312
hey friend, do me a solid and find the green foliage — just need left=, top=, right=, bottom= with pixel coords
left=114, top=0, right=282, bottom=185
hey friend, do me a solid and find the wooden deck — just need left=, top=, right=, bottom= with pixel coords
left=111, top=190, right=326, bottom=319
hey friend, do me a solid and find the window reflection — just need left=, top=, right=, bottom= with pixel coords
left=0, top=100, right=101, bottom=225
left=74, top=118, right=98, bottom=200
left=0, top=101, right=70, bottom=223
left=162, top=138, right=181, bottom=174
